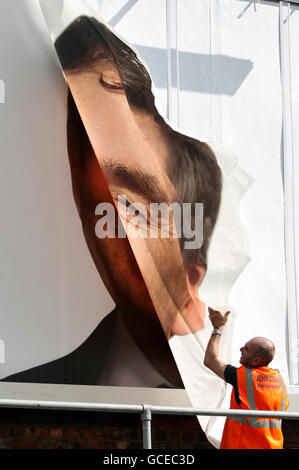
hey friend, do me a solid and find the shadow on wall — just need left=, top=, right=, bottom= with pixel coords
left=133, top=45, right=253, bottom=96
left=103, top=0, right=253, bottom=95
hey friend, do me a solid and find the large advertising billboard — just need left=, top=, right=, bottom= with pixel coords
left=1, top=0, right=298, bottom=447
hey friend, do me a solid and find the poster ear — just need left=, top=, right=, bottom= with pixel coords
left=185, top=264, right=206, bottom=299
left=169, top=264, right=206, bottom=335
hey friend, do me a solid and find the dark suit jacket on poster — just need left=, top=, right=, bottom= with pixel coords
left=2, top=309, right=180, bottom=388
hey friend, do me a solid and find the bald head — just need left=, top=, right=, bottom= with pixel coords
left=240, top=337, right=275, bottom=368
left=249, top=337, right=275, bottom=366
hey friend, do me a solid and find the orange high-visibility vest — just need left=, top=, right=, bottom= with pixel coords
left=220, top=366, right=289, bottom=449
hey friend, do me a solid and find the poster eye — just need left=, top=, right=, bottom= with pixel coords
left=99, top=71, right=124, bottom=91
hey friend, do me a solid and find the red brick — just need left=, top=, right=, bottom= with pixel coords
left=116, top=441, right=129, bottom=449
left=80, top=428, right=97, bottom=439
left=6, top=426, right=18, bottom=437
left=153, top=430, right=167, bottom=441
left=49, top=428, right=63, bottom=439
left=0, top=427, right=9, bottom=437
left=126, top=441, right=143, bottom=449
left=34, top=427, right=48, bottom=438
left=167, top=430, right=182, bottom=442
left=64, top=428, right=79, bottom=440
left=153, top=416, right=199, bottom=431
left=123, top=429, right=139, bottom=440
left=93, top=429, right=108, bottom=440
left=109, top=429, right=123, bottom=440
left=35, top=439, right=51, bottom=449
left=46, top=440, right=65, bottom=449
left=88, top=440, right=116, bottom=449
left=57, top=440, right=85, bottom=450
left=9, top=439, right=40, bottom=449
left=182, top=430, right=195, bottom=442
left=16, top=426, right=32, bottom=437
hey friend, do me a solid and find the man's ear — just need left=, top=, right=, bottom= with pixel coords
left=185, top=263, right=206, bottom=300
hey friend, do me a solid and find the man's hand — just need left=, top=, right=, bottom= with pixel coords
left=204, top=307, right=231, bottom=379
left=208, top=307, right=230, bottom=330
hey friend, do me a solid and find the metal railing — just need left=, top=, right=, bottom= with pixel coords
left=0, top=398, right=299, bottom=448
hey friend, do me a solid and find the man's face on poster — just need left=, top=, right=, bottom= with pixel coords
left=55, top=16, right=221, bottom=339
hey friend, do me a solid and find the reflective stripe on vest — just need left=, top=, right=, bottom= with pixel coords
left=228, top=367, right=285, bottom=429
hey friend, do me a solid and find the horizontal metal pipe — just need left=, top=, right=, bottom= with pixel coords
left=0, top=399, right=143, bottom=414
left=149, top=405, right=299, bottom=420
left=0, top=399, right=298, bottom=420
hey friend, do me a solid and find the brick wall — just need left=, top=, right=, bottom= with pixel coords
left=0, top=408, right=213, bottom=449
left=0, top=408, right=298, bottom=449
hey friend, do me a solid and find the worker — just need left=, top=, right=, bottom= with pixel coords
left=204, top=307, right=289, bottom=449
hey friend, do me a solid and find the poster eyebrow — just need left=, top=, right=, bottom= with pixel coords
left=102, top=160, right=170, bottom=204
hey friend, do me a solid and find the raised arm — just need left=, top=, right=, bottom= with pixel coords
left=204, top=307, right=230, bottom=379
